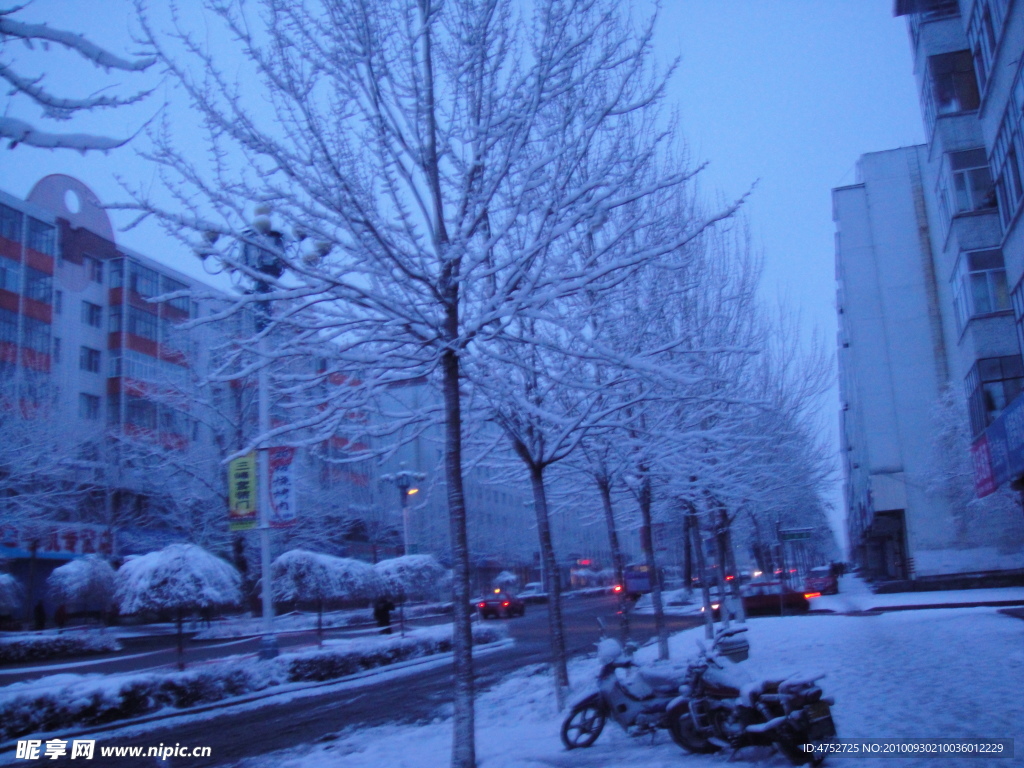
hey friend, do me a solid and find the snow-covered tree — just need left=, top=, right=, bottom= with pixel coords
left=272, top=549, right=379, bottom=644
left=124, top=3, right=743, bottom=764
left=46, top=555, right=116, bottom=617
left=492, top=571, right=517, bottom=590
left=0, top=573, right=21, bottom=617
left=374, top=555, right=445, bottom=602
left=0, top=5, right=154, bottom=151
left=115, top=543, right=241, bottom=668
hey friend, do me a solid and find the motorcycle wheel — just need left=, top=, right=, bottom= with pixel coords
left=667, top=704, right=719, bottom=754
left=560, top=697, right=606, bottom=750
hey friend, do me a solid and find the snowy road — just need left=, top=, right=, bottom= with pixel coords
left=32, top=594, right=700, bottom=767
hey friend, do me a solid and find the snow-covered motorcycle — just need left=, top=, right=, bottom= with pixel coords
left=560, top=636, right=688, bottom=749
left=667, top=625, right=836, bottom=765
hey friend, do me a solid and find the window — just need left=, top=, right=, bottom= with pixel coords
left=126, top=395, right=157, bottom=430
left=21, top=317, right=49, bottom=354
left=952, top=249, right=1009, bottom=332
left=0, top=308, right=16, bottom=344
left=967, top=0, right=1008, bottom=95
left=0, top=260, right=20, bottom=294
left=85, top=256, right=103, bottom=283
left=79, top=346, right=101, bottom=373
left=52, top=337, right=61, bottom=364
left=966, top=355, right=1024, bottom=435
left=25, top=218, right=55, bottom=256
left=79, top=393, right=101, bottom=420
left=0, top=204, right=22, bottom=243
left=109, top=258, right=124, bottom=289
left=127, top=307, right=158, bottom=340
left=23, top=266, right=52, bottom=303
left=161, top=276, right=191, bottom=313
left=928, top=51, right=980, bottom=116
left=992, top=87, right=1024, bottom=227
left=129, top=263, right=159, bottom=298
left=81, top=301, right=102, bottom=328
left=946, top=149, right=996, bottom=215
left=54, top=290, right=62, bottom=315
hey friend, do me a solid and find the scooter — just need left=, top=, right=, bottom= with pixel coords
left=560, top=632, right=688, bottom=750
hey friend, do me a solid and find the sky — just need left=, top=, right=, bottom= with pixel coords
left=0, top=1, right=926, bottom=554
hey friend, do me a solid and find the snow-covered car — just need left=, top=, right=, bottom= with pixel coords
left=517, top=583, right=548, bottom=604
left=740, top=578, right=810, bottom=616
left=805, top=566, right=839, bottom=595
left=476, top=590, right=526, bottom=618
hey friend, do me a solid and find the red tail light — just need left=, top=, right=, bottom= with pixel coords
left=477, top=603, right=486, bottom=608
left=502, top=601, right=510, bottom=607
left=613, top=585, right=623, bottom=593
left=804, top=592, right=821, bottom=599
left=725, top=575, right=735, bottom=581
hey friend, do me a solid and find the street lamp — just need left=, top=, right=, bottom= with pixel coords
left=381, top=463, right=426, bottom=556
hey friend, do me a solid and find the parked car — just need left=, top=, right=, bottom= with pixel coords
left=805, top=566, right=839, bottom=595
left=739, top=578, right=810, bottom=616
left=518, top=583, right=548, bottom=604
left=476, top=589, right=526, bottom=618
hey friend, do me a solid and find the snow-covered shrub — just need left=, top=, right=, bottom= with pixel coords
left=46, top=555, right=116, bottom=614
left=115, top=543, right=241, bottom=615
left=0, top=623, right=507, bottom=741
left=0, top=573, right=22, bottom=616
left=374, top=555, right=446, bottom=601
left=272, top=549, right=379, bottom=603
left=0, top=633, right=121, bottom=665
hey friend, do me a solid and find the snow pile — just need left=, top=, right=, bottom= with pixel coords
left=0, top=574, right=21, bottom=615
left=272, top=550, right=379, bottom=603
left=115, top=544, right=241, bottom=614
left=0, top=633, right=121, bottom=665
left=0, top=623, right=506, bottom=742
left=374, top=555, right=446, bottom=601
left=241, top=608, right=1024, bottom=768
left=46, top=555, right=116, bottom=613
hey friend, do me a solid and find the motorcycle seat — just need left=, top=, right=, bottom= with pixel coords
left=638, top=667, right=682, bottom=693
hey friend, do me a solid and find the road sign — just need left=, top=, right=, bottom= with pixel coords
left=228, top=453, right=257, bottom=531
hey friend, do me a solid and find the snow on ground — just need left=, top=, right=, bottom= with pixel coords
left=238, top=607, right=1024, bottom=768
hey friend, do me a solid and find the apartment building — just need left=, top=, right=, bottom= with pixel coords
left=835, top=0, right=1024, bottom=581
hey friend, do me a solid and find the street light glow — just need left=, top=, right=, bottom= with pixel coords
left=407, top=487, right=419, bottom=495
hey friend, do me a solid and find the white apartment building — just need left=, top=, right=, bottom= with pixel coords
left=835, top=0, right=1024, bottom=581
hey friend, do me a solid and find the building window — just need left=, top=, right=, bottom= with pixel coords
left=966, top=355, right=1024, bottom=435
left=944, top=149, right=996, bottom=216
left=0, top=204, right=22, bottom=243
left=79, top=346, right=101, bottom=373
left=84, top=255, right=103, bottom=284
left=161, top=276, right=191, bottom=313
left=992, top=93, right=1024, bottom=227
left=54, top=289, right=62, bottom=314
left=0, top=308, right=17, bottom=344
left=21, top=317, right=49, bottom=354
left=82, top=301, right=102, bottom=328
left=928, top=50, right=980, bottom=117
left=0, top=260, right=20, bottom=294
left=52, top=337, right=61, bottom=364
left=126, top=395, right=157, bottom=430
left=952, top=249, right=1009, bottom=332
left=127, top=306, right=159, bottom=341
left=25, top=218, right=55, bottom=256
left=79, top=393, right=101, bottom=420
left=967, top=0, right=1008, bottom=95
left=109, top=258, right=124, bottom=289
left=129, top=263, right=159, bottom=298
left=23, top=266, right=52, bottom=303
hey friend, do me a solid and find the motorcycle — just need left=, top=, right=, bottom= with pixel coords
left=667, top=625, right=837, bottom=765
left=560, top=635, right=688, bottom=750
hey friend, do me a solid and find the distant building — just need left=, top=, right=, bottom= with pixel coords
left=835, top=0, right=1024, bottom=581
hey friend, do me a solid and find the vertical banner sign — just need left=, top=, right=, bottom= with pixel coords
left=228, top=453, right=258, bottom=531
left=269, top=446, right=298, bottom=528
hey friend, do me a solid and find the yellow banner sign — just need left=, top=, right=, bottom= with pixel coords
left=228, top=453, right=257, bottom=531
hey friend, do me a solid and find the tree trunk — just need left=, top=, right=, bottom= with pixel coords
left=682, top=503, right=693, bottom=594
left=689, top=507, right=715, bottom=640
left=636, top=470, right=668, bottom=660
left=442, top=345, right=475, bottom=768
left=529, top=462, right=570, bottom=708
left=596, top=475, right=628, bottom=639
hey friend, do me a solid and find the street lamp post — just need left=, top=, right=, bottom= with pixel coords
left=381, top=463, right=426, bottom=556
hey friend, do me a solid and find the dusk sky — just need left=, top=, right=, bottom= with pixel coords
left=1, top=1, right=926, bottom=551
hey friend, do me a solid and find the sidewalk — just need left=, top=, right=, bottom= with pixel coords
left=811, top=574, right=1024, bottom=613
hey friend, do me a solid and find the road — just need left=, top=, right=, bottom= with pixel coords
left=54, top=596, right=701, bottom=767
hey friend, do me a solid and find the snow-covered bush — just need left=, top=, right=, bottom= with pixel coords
left=46, top=555, right=116, bottom=614
left=115, top=543, right=241, bottom=615
left=375, top=555, right=446, bottom=602
left=0, top=573, right=22, bottom=616
left=0, top=633, right=121, bottom=665
left=0, top=624, right=506, bottom=741
left=272, top=550, right=379, bottom=604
